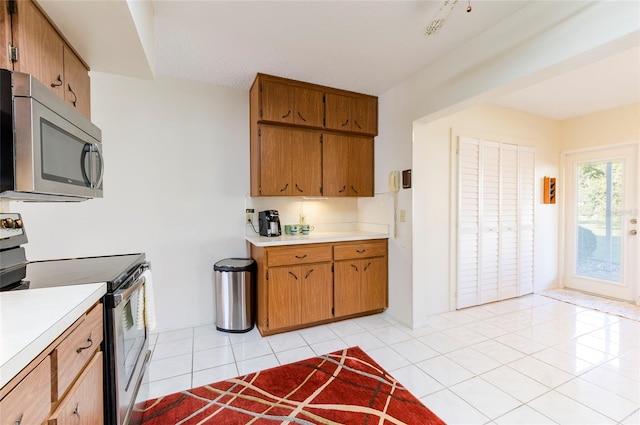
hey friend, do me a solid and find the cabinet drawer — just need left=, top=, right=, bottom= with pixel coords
left=267, top=244, right=332, bottom=267
left=49, top=352, right=103, bottom=425
left=52, top=303, right=103, bottom=400
left=0, top=356, right=51, bottom=425
left=333, top=240, right=387, bottom=260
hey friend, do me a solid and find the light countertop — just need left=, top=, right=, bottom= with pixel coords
left=0, top=282, right=106, bottom=388
left=246, top=230, right=389, bottom=247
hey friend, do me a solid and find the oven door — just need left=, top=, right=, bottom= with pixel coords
left=112, top=272, right=151, bottom=425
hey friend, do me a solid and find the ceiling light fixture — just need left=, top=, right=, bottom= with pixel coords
left=424, top=0, right=472, bottom=36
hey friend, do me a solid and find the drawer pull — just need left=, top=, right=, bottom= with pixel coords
left=297, top=111, right=307, bottom=122
left=279, top=183, right=289, bottom=192
left=351, top=185, right=358, bottom=194
left=76, top=333, right=93, bottom=353
left=295, top=254, right=307, bottom=259
left=364, top=262, right=372, bottom=271
left=338, top=185, right=346, bottom=193
left=282, top=110, right=291, bottom=119
left=288, top=271, right=298, bottom=280
left=341, top=119, right=349, bottom=127
left=304, top=269, right=314, bottom=279
left=356, top=249, right=366, bottom=254
left=350, top=264, right=359, bottom=272
left=73, top=403, right=79, bottom=416
left=295, top=183, right=304, bottom=193
left=15, top=413, right=23, bottom=425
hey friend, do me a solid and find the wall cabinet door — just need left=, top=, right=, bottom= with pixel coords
left=268, top=263, right=332, bottom=330
left=325, top=93, right=377, bottom=136
left=323, top=134, right=374, bottom=197
left=261, top=80, right=323, bottom=128
left=0, top=0, right=11, bottom=70
left=63, top=46, right=91, bottom=118
left=12, top=0, right=65, bottom=99
left=259, top=126, right=322, bottom=196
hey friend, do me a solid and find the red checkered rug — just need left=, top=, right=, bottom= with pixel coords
left=135, top=346, right=445, bottom=424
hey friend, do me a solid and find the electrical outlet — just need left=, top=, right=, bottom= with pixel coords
left=399, top=209, right=406, bottom=222
left=245, top=208, right=254, bottom=223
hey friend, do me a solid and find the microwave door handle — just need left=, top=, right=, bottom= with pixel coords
left=93, top=144, right=104, bottom=189
left=80, top=144, right=92, bottom=186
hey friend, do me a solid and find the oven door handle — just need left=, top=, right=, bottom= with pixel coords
left=112, top=275, right=145, bottom=307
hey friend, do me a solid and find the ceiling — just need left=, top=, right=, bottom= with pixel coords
left=39, top=0, right=640, bottom=121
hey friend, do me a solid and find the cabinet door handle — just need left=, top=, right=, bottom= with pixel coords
left=68, top=84, right=78, bottom=107
left=14, top=413, right=23, bottom=425
left=305, top=269, right=314, bottom=279
left=350, top=264, right=358, bottom=272
left=50, top=75, right=62, bottom=87
left=297, top=111, right=307, bottom=122
left=351, top=185, right=358, bottom=194
left=354, top=120, right=362, bottom=129
left=356, top=249, right=366, bottom=254
left=279, top=183, right=289, bottom=192
left=295, top=183, right=304, bottom=193
left=341, top=119, right=349, bottom=127
left=288, top=271, right=298, bottom=280
left=364, top=262, right=372, bottom=271
left=282, top=110, right=291, bottom=119
left=76, top=333, right=93, bottom=353
left=73, top=403, right=79, bottom=416
left=338, top=185, right=346, bottom=193
left=295, top=254, right=307, bottom=259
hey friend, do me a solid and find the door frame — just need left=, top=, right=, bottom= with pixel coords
left=559, top=141, right=640, bottom=304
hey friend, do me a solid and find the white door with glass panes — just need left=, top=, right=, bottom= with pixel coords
left=563, top=143, right=639, bottom=303
left=457, top=137, right=535, bottom=309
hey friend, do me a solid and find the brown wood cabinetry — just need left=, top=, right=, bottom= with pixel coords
left=250, top=73, right=377, bottom=197
left=325, top=92, right=377, bottom=136
left=0, top=302, right=104, bottom=425
left=323, top=133, right=374, bottom=197
left=49, top=352, right=103, bottom=425
left=260, top=79, right=324, bottom=127
left=5, top=0, right=91, bottom=118
left=251, top=239, right=388, bottom=336
left=0, top=355, right=51, bottom=425
left=259, top=126, right=322, bottom=196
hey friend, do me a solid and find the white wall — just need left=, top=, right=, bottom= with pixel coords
left=413, top=104, right=561, bottom=326
left=13, top=73, right=249, bottom=332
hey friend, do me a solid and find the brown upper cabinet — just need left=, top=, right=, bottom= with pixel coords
left=322, top=133, right=374, bottom=197
left=258, top=125, right=322, bottom=196
left=4, top=0, right=91, bottom=119
left=325, top=93, right=377, bottom=136
left=250, top=73, right=378, bottom=197
left=260, top=79, right=324, bottom=128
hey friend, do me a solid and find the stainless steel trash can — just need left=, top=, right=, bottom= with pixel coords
left=214, top=258, right=255, bottom=333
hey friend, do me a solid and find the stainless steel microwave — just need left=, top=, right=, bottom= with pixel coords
left=0, top=69, right=103, bottom=201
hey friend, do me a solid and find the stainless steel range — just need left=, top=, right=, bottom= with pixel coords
left=0, top=213, right=151, bottom=425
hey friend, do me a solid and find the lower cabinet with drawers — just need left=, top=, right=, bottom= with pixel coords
left=0, top=302, right=104, bottom=425
left=251, top=239, right=388, bottom=336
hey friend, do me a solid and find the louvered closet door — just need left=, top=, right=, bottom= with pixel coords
left=500, top=144, right=519, bottom=300
left=518, top=147, right=535, bottom=295
left=480, top=142, right=500, bottom=304
left=457, top=138, right=480, bottom=308
left=457, top=137, right=535, bottom=309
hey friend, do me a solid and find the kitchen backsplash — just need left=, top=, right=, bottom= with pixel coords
left=245, top=195, right=390, bottom=235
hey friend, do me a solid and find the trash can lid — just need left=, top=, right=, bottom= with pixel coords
left=214, top=258, right=255, bottom=272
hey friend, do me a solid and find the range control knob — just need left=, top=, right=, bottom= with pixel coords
left=0, top=218, right=15, bottom=229
left=14, top=218, right=23, bottom=229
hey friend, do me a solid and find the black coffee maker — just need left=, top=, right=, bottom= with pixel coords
left=258, top=210, right=281, bottom=237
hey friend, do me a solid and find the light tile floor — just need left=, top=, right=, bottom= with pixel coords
left=141, top=294, right=640, bottom=424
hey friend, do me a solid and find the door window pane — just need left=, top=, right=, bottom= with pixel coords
left=576, top=161, right=623, bottom=282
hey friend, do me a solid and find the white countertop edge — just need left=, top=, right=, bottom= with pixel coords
left=0, top=282, right=106, bottom=388
left=246, top=231, right=389, bottom=247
